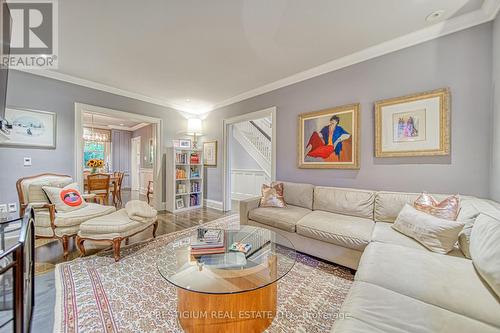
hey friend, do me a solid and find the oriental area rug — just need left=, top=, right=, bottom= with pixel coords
left=54, top=214, right=353, bottom=333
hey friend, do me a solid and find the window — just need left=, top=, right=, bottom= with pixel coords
left=83, top=127, right=112, bottom=169
left=83, top=141, right=106, bottom=167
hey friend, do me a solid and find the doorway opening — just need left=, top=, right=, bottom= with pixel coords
left=75, top=103, right=163, bottom=209
left=223, top=107, right=276, bottom=212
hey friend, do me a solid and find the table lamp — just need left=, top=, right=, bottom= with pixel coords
left=187, top=118, right=203, bottom=149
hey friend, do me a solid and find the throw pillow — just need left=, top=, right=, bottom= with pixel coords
left=469, top=213, right=500, bottom=298
left=414, top=193, right=460, bottom=220
left=392, top=204, right=464, bottom=254
left=42, top=182, right=87, bottom=212
left=259, top=182, right=286, bottom=208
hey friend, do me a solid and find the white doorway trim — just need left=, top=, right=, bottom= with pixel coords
left=74, top=103, right=164, bottom=210
left=130, top=136, right=141, bottom=191
left=222, top=106, right=277, bottom=211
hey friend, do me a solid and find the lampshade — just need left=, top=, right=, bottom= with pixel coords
left=187, top=118, right=202, bottom=135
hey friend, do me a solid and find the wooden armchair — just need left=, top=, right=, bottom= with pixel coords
left=16, top=173, right=116, bottom=260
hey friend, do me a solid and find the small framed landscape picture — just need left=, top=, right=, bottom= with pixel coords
left=298, top=103, right=360, bottom=169
left=375, top=88, right=450, bottom=157
left=1, top=108, right=57, bottom=148
left=179, top=139, right=191, bottom=149
left=203, top=141, right=217, bottom=166
left=176, top=198, right=185, bottom=210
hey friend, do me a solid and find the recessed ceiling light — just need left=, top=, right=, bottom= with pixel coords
left=186, top=99, right=191, bottom=102
left=426, top=10, right=444, bottom=22
left=120, top=123, right=124, bottom=126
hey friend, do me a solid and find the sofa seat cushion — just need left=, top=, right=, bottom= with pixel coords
left=78, top=209, right=156, bottom=240
left=296, top=211, right=374, bottom=251
left=248, top=205, right=311, bottom=232
left=332, top=281, right=500, bottom=333
left=372, top=222, right=465, bottom=258
left=355, top=242, right=500, bottom=328
left=35, top=203, right=116, bottom=228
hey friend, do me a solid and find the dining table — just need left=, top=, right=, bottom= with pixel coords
left=83, top=173, right=119, bottom=205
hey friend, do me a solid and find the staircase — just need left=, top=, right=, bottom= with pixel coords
left=233, top=116, right=272, bottom=178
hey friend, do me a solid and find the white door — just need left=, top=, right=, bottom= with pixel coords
left=131, top=137, right=141, bottom=191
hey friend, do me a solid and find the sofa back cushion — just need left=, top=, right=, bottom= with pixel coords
left=313, top=186, right=375, bottom=219
left=374, top=191, right=458, bottom=223
left=20, top=175, right=73, bottom=204
left=470, top=213, right=500, bottom=298
left=282, top=182, right=314, bottom=210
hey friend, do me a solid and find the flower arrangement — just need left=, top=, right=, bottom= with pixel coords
left=86, top=159, right=104, bottom=174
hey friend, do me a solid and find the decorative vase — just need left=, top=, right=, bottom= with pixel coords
left=90, top=167, right=98, bottom=174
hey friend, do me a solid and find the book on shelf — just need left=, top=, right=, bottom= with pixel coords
left=190, top=152, right=200, bottom=164
left=190, top=193, right=200, bottom=206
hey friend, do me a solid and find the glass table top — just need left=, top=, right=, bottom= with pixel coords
left=157, top=225, right=296, bottom=294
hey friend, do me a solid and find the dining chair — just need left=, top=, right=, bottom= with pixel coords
left=147, top=180, right=154, bottom=204
left=87, top=173, right=111, bottom=205
left=112, top=172, right=125, bottom=207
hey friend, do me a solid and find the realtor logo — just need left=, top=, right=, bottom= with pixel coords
left=2, top=0, right=58, bottom=68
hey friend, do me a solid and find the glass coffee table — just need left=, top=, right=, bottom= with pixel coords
left=157, top=225, right=296, bottom=333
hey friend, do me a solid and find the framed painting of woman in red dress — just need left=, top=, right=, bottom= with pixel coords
left=298, top=103, right=360, bottom=169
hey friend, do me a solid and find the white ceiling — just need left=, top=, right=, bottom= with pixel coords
left=31, top=0, right=500, bottom=114
left=83, top=112, right=146, bottom=131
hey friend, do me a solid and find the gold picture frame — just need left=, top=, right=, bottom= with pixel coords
left=203, top=141, right=217, bottom=166
left=375, top=88, right=450, bottom=157
left=298, top=103, right=360, bottom=169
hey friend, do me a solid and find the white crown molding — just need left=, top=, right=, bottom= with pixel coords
left=213, top=1, right=500, bottom=109
left=15, top=68, right=188, bottom=112
left=14, top=0, right=500, bottom=114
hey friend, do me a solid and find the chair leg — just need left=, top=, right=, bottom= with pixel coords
left=61, top=235, right=69, bottom=260
left=125, top=237, right=130, bottom=245
left=112, top=238, right=121, bottom=262
left=152, top=221, right=158, bottom=238
left=76, top=236, right=86, bottom=257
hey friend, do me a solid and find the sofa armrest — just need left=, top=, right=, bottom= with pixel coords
left=239, top=196, right=260, bottom=225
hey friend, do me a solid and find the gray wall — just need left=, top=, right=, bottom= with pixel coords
left=132, top=124, right=154, bottom=169
left=0, top=70, right=186, bottom=206
left=491, top=15, right=500, bottom=201
left=204, top=23, right=493, bottom=203
left=111, top=129, right=132, bottom=188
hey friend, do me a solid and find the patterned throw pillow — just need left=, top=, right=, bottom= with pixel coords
left=259, top=182, right=287, bottom=208
left=414, top=193, right=460, bottom=220
left=42, top=182, right=87, bottom=212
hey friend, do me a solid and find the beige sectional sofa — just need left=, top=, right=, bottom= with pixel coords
left=240, top=182, right=500, bottom=333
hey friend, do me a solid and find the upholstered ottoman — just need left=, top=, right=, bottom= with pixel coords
left=76, top=208, right=158, bottom=261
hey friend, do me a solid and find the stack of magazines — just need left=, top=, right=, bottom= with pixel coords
left=191, top=229, right=225, bottom=256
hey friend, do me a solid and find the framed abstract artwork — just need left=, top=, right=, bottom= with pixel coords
left=375, top=88, right=450, bottom=157
left=298, top=103, right=360, bottom=169
left=1, top=107, right=57, bottom=148
left=203, top=141, right=217, bottom=166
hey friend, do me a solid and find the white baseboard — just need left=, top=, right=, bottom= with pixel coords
left=204, top=199, right=223, bottom=211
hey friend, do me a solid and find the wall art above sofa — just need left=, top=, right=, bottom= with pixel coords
left=298, top=103, right=360, bottom=169
left=375, top=88, right=450, bottom=157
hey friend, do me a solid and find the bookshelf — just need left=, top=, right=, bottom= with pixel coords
left=166, top=147, right=204, bottom=212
